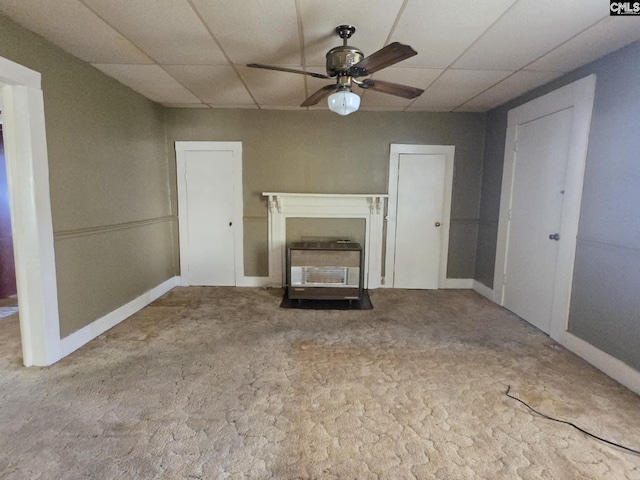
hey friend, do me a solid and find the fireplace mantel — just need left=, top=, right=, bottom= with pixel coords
left=262, top=193, right=388, bottom=289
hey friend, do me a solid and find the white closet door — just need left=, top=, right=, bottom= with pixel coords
left=176, top=142, right=243, bottom=287
left=184, top=150, right=235, bottom=286
left=494, top=75, right=596, bottom=340
left=393, top=153, right=446, bottom=289
left=503, top=108, right=573, bottom=333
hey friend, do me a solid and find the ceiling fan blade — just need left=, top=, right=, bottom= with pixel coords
left=246, top=63, right=331, bottom=79
left=358, top=79, right=424, bottom=99
left=348, top=42, right=417, bottom=76
left=301, top=84, right=338, bottom=107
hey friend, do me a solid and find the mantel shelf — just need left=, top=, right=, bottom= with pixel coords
left=263, top=192, right=388, bottom=198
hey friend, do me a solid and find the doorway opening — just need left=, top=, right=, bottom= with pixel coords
left=0, top=124, right=17, bottom=304
left=0, top=56, right=61, bottom=366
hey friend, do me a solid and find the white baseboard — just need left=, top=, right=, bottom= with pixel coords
left=559, top=332, right=640, bottom=396
left=237, top=276, right=269, bottom=287
left=445, top=278, right=474, bottom=289
left=473, top=279, right=640, bottom=396
left=473, top=280, right=495, bottom=301
left=60, top=276, right=179, bottom=358
left=179, top=276, right=269, bottom=288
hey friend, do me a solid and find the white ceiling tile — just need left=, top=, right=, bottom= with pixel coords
left=360, top=106, right=409, bottom=112
left=411, top=69, right=512, bottom=110
left=164, top=65, right=254, bottom=106
left=360, top=67, right=443, bottom=108
left=82, top=0, right=227, bottom=64
left=191, top=0, right=301, bottom=66
left=453, top=0, right=607, bottom=70
left=162, top=103, right=211, bottom=108
left=360, top=90, right=412, bottom=109
left=0, top=0, right=152, bottom=64
left=527, top=17, right=640, bottom=72
left=406, top=105, right=455, bottom=112
left=298, top=0, right=405, bottom=66
left=257, top=106, right=303, bottom=111
left=236, top=66, right=306, bottom=107
left=207, top=105, right=259, bottom=110
left=456, top=70, right=564, bottom=111
left=394, top=0, right=517, bottom=68
left=92, top=64, right=201, bottom=103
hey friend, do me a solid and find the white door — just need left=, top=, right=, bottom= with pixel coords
left=494, top=76, right=596, bottom=339
left=390, top=152, right=447, bottom=289
left=503, top=109, right=572, bottom=333
left=176, top=142, right=243, bottom=287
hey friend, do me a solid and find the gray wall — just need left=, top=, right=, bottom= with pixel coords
left=0, top=15, right=176, bottom=337
left=164, top=109, right=486, bottom=278
left=475, top=41, right=640, bottom=371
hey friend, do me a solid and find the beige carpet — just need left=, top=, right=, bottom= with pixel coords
left=0, top=287, right=639, bottom=479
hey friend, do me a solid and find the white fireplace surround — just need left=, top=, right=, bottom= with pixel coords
left=263, top=193, right=388, bottom=289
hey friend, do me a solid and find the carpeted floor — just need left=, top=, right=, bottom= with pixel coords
left=0, top=287, right=639, bottom=479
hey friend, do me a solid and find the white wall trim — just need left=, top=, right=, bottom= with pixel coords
left=386, top=144, right=455, bottom=289
left=262, top=193, right=387, bottom=289
left=60, top=276, right=179, bottom=358
left=0, top=56, right=61, bottom=366
left=0, top=56, right=41, bottom=89
left=472, top=280, right=495, bottom=301
left=445, top=278, right=473, bottom=289
left=560, top=332, right=640, bottom=396
left=175, top=141, right=244, bottom=287
left=493, top=75, right=596, bottom=341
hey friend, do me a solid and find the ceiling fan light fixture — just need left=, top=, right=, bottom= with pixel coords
left=248, top=25, right=422, bottom=111
left=327, top=90, right=360, bottom=116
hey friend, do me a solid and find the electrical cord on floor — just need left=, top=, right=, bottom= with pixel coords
left=505, top=385, right=640, bottom=456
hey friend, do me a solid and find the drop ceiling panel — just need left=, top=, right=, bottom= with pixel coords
left=410, top=69, right=512, bottom=111
left=453, top=0, right=607, bottom=71
left=191, top=0, right=301, bottom=66
left=92, top=64, right=200, bottom=103
left=298, top=0, right=405, bottom=66
left=164, top=65, right=254, bottom=106
left=236, top=66, right=306, bottom=107
left=82, top=0, right=227, bottom=65
left=527, top=17, right=640, bottom=72
left=0, top=0, right=152, bottom=64
left=394, top=0, right=517, bottom=68
left=360, top=67, right=443, bottom=109
left=456, top=70, right=564, bottom=112
left=0, top=0, right=636, bottom=112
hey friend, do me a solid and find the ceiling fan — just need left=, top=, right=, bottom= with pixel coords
left=247, top=25, right=424, bottom=115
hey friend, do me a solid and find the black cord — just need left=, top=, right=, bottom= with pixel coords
left=505, top=385, right=640, bottom=456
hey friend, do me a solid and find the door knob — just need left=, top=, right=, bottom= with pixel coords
left=434, top=222, right=441, bottom=227
left=549, top=233, right=560, bottom=241
left=229, top=222, right=233, bottom=227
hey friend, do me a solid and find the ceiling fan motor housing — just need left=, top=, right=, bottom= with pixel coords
left=326, top=46, right=364, bottom=77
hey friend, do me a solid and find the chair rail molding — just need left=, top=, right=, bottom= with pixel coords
left=263, top=193, right=387, bottom=289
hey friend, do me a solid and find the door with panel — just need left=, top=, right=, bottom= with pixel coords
left=391, top=153, right=446, bottom=289
left=502, top=109, right=574, bottom=333
left=495, top=77, right=596, bottom=339
left=176, top=142, right=242, bottom=287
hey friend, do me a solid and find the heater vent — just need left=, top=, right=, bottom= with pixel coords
left=288, top=242, right=363, bottom=300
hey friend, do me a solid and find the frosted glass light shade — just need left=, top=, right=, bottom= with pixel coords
left=327, top=90, right=360, bottom=116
